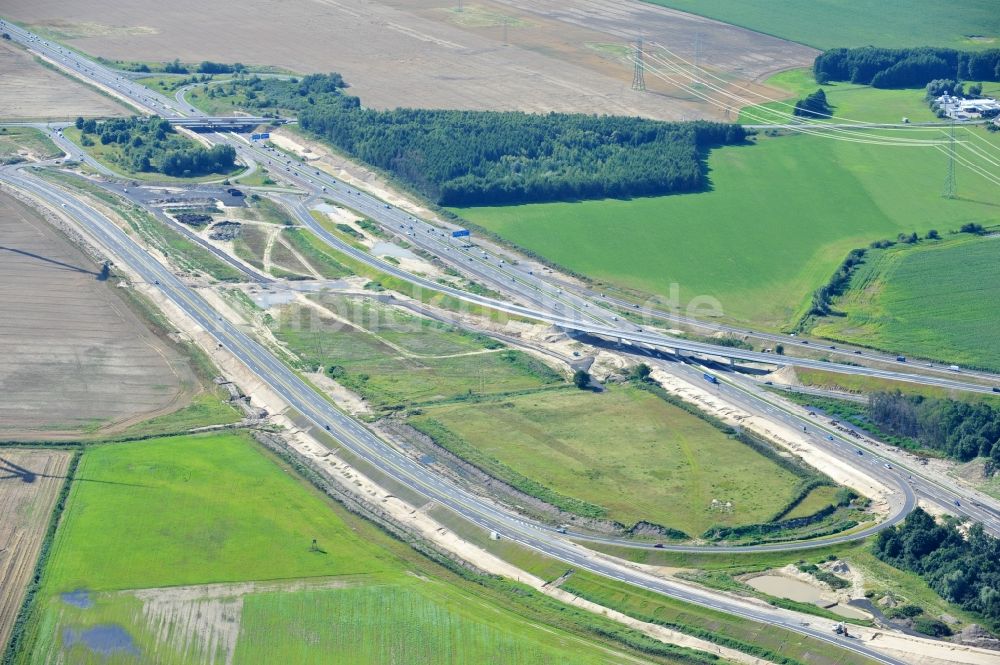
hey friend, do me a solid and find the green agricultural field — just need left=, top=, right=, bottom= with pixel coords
left=741, top=69, right=943, bottom=125
left=413, top=385, right=804, bottom=535
left=0, top=126, right=61, bottom=162
left=456, top=128, right=1000, bottom=330
left=20, top=433, right=665, bottom=665
left=272, top=296, right=561, bottom=409
left=811, top=234, right=1000, bottom=371
left=641, top=0, right=1000, bottom=49
left=233, top=582, right=615, bottom=665
left=42, top=433, right=399, bottom=591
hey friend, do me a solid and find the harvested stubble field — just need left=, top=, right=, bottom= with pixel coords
left=1, top=0, right=814, bottom=121
left=0, top=40, right=127, bottom=120
left=0, top=449, right=72, bottom=651
left=0, top=191, right=195, bottom=437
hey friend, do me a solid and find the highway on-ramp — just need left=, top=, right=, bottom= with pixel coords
left=1, top=163, right=912, bottom=665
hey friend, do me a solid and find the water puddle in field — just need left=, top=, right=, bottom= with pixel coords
left=746, top=575, right=869, bottom=619
left=60, top=590, right=93, bottom=609
left=63, top=624, right=139, bottom=657
left=747, top=575, right=823, bottom=602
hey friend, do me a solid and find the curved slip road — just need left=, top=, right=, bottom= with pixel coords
left=2, top=164, right=911, bottom=665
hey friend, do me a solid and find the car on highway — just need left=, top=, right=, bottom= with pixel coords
left=884, top=463, right=893, bottom=469
left=856, top=449, right=863, bottom=455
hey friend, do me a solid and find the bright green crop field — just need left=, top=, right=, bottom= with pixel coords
left=19, top=433, right=664, bottom=665
left=811, top=234, right=1000, bottom=371
left=42, top=433, right=398, bottom=592
left=415, top=385, right=804, bottom=535
left=456, top=128, right=1000, bottom=330
left=641, top=0, right=1000, bottom=50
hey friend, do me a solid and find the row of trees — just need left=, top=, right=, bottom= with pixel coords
left=75, top=116, right=236, bottom=177
left=874, top=509, right=1000, bottom=631
left=868, top=391, right=1000, bottom=468
left=814, top=47, right=1000, bottom=88
left=808, top=248, right=865, bottom=316
left=162, top=58, right=246, bottom=75
left=213, top=73, right=746, bottom=205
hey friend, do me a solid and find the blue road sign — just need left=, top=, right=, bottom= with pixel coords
left=451, top=229, right=471, bottom=238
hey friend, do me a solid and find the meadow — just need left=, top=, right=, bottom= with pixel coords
left=272, top=296, right=563, bottom=409
left=414, top=385, right=804, bottom=535
left=456, top=127, right=1000, bottom=330
left=737, top=68, right=952, bottom=125
left=811, top=234, right=1000, bottom=371
left=641, top=0, right=1000, bottom=50
left=20, top=433, right=663, bottom=665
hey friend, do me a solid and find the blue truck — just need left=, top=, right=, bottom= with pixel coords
left=703, top=373, right=719, bottom=385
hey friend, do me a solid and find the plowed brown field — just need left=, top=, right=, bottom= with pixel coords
left=0, top=40, right=128, bottom=120
left=0, top=0, right=816, bottom=121
left=0, top=191, right=195, bottom=438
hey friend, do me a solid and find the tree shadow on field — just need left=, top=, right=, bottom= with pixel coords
left=0, top=245, right=101, bottom=277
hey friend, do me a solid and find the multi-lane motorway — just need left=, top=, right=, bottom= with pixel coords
left=2, top=163, right=911, bottom=665
left=2, top=19, right=996, bottom=662
left=6, top=18, right=995, bottom=394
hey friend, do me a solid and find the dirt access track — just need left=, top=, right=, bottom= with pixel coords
left=0, top=190, right=196, bottom=438
left=0, top=448, right=72, bottom=649
left=0, top=39, right=128, bottom=120
left=1, top=0, right=816, bottom=121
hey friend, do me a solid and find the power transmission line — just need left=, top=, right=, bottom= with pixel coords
left=943, top=121, right=957, bottom=198
left=631, top=38, right=646, bottom=92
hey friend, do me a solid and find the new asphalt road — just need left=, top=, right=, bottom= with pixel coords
left=1, top=163, right=911, bottom=665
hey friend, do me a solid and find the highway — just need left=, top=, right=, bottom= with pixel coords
left=10, top=12, right=1000, bottom=535
left=2, top=20, right=995, bottom=662
left=9, top=16, right=996, bottom=536
left=7, top=18, right=997, bottom=394
left=239, top=141, right=1000, bottom=397
left=0, top=163, right=911, bottom=665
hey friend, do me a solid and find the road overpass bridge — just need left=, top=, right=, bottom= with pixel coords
left=168, top=116, right=294, bottom=130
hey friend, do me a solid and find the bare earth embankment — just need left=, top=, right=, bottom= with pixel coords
left=0, top=39, right=128, bottom=120
left=0, top=448, right=72, bottom=649
left=0, top=0, right=815, bottom=120
left=0, top=191, right=195, bottom=438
